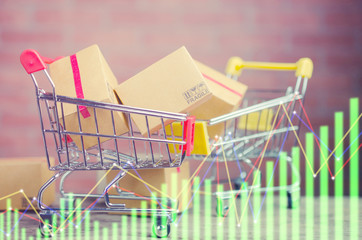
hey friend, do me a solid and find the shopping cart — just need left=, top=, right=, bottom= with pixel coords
left=192, top=57, right=313, bottom=216
left=20, top=49, right=195, bottom=238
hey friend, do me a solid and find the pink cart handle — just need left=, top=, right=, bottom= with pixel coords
left=20, top=49, right=62, bottom=74
left=181, top=116, right=195, bottom=156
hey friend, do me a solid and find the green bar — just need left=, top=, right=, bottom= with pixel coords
left=305, top=132, right=314, bottom=240
left=103, top=227, right=108, bottom=240
left=266, top=161, right=274, bottom=240
left=279, top=152, right=287, bottom=240
left=334, top=112, right=344, bottom=240
left=36, top=225, right=41, bottom=240
left=29, top=237, right=34, bottom=240
left=140, top=201, right=147, bottom=239
left=291, top=147, right=300, bottom=240
left=227, top=183, right=236, bottom=240
left=121, top=216, right=127, bottom=240
left=216, top=184, right=224, bottom=240
left=14, top=209, right=19, bottom=240
left=131, top=209, right=137, bottom=240
left=349, top=98, right=359, bottom=240
left=334, top=112, right=344, bottom=196
left=68, top=194, right=74, bottom=240
left=171, top=173, right=178, bottom=240
left=0, top=212, right=4, bottom=240
left=94, top=221, right=99, bottom=240
left=151, top=192, right=157, bottom=239
left=320, top=126, right=329, bottom=196
left=305, top=132, right=314, bottom=197
left=21, top=228, right=26, bottom=240
left=204, top=179, right=212, bottom=240
left=193, top=177, right=200, bottom=240
left=228, top=195, right=236, bottom=240
left=43, top=219, right=50, bottom=239
left=349, top=98, right=359, bottom=196
left=75, top=198, right=81, bottom=240
left=60, top=198, right=65, bottom=240
left=182, top=179, right=189, bottom=240
left=253, top=171, right=260, bottom=240
left=84, top=210, right=90, bottom=240
left=112, top=222, right=118, bottom=240
left=160, top=183, right=168, bottom=239
left=279, top=152, right=287, bottom=195
left=6, top=199, right=11, bottom=237
left=292, top=147, right=300, bottom=185
left=241, top=182, right=248, bottom=240
left=52, top=213, right=57, bottom=240
left=320, top=126, right=329, bottom=240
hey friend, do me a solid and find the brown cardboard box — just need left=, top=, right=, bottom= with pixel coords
left=114, top=46, right=211, bottom=136
left=190, top=60, right=248, bottom=139
left=48, top=44, right=128, bottom=149
left=106, top=161, right=191, bottom=213
left=0, top=157, right=55, bottom=210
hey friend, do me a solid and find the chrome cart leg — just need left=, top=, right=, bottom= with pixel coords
left=57, top=171, right=79, bottom=209
left=38, top=171, right=67, bottom=210
left=104, top=170, right=127, bottom=208
left=59, top=171, right=73, bottom=198
left=37, top=171, right=67, bottom=238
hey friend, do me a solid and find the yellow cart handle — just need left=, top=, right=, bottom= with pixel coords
left=225, top=57, right=313, bottom=79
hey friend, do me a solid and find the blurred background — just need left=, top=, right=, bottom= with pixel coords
left=0, top=0, right=361, bottom=194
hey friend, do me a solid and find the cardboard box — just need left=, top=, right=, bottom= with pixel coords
left=48, top=44, right=128, bottom=149
left=106, top=161, right=191, bottom=213
left=190, top=60, right=248, bottom=139
left=0, top=157, right=55, bottom=210
left=114, top=47, right=211, bottom=136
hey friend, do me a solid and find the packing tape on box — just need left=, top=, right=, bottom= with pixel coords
left=70, top=54, right=91, bottom=118
left=202, top=73, right=244, bottom=98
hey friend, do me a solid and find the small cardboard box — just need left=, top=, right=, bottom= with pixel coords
left=48, top=44, right=129, bottom=149
left=0, top=157, right=55, bottom=210
left=106, top=161, right=191, bottom=213
left=114, top=47, right=211, bottom=136
left=190, top=60, right=248, bottom=139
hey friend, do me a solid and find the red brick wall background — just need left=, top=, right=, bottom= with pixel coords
left=0, top=0, right=361, bottom=160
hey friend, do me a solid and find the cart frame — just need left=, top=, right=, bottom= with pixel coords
left=194, top=57, right=313, bottom=216
left=20, top=49, right=195, bottom=238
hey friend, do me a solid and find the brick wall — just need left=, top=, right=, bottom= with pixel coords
left=0, top=0, right=360, bottom=175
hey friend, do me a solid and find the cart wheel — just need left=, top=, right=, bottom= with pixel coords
left=287, top=190, right=300, bottom=209
left=39, top=223, right=53, bottom=238
left=152, top=217, right=170, bottom=238
left=233, top=177, right=243, bottom=198
left=216, top=198, right=229, bottom=217
left=38, top=213, right=53, bottom=238
left=287, top=191, right=292, bottom=209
